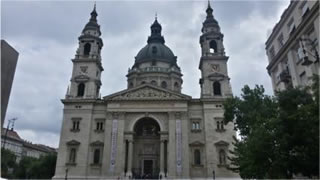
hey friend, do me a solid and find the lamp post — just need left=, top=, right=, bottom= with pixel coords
left=65, top=168, right=68, bottom=180
left=299, top=38, right=319, bottom=66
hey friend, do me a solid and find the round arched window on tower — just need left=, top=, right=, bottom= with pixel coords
left=151, top=80, right=157, bottom=86
left=174, top=82, right=180, bottom=91
left=209, top=40, right=217, bottom=53
left=161, top=81, right=167, bottom=88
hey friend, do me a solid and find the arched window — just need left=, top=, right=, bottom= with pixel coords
left=174, top=82, right=180, bottom=91
left=219, top=150, right=226, bottom=165
left=209, top=40, right=217, bottom=53
left=84, top=43, right=91, bottom=55
left=151, top=80, right=157, bottom=86
left=69, top=148, right=76, bottom=163
left=77, top=83, right=85, bottom=97
left=213, top=81, right=221, bottom=95
left=217, top=121, right=220, bottom=130
left=93, top=149, right=100, bottom=164
left=194, top=149, right=201, bottom=165
left=161, top=81, right=167, bottom=88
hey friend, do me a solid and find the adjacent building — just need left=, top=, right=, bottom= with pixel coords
left=54, top=2, right=238, bottom=179
left=1, top=40, right=19, bottom=127
left=265, top=0, right=319, bottom=92
left=1, top=128, right=57, bottom=162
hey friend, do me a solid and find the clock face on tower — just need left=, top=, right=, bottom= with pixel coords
left=210, top=64, right=220, bottom=72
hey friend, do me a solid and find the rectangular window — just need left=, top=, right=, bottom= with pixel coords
left=287, top=18, right=295, bottom=35
left=95, top=119, right=105, bottom=132
left=269, top=46, right=275, bottom=59
left=278, top=34, right=284, bottom=47
left=300, top=1, right=309, bottom=17
left=69, top=148, right=76, bottom=163
left=71, top=118, right=81, bottom=132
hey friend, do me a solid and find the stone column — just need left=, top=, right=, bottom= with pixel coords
left=159, top=132, right=168, bottom=178
left=126, top=140, right=133, bottom=178
left=159, top=140, right=165, bottom=177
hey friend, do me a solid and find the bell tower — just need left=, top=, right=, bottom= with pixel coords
left=199, top=1, right=232, bottom=99
left=66, top=4, right=103, bottom=99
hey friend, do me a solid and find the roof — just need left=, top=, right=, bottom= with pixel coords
left=1, top=128, right=23, bottom=142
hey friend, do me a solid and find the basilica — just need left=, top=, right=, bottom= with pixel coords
left=54, top=2, right=238, bottom=179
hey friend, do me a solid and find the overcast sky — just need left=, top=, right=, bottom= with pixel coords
left=2, top=0, right=290, bottom=148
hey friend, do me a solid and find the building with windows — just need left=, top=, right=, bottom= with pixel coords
left=265, top=0, right=319, bottom=92
left=1, top=128, right=57, bottom=162
left=54, top=2, right=238, bottom=179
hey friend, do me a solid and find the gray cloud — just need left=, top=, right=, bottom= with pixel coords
left=2, top=1, right=290, bottom=148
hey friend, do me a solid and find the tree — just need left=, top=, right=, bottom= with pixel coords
left=13, top=153, right=57, bottom=179
left=224, top=78, right=319, bottom=178
left=1, top=148, right=17, bottom=178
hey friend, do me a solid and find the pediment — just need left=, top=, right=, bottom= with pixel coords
left=189, top=141, right=205, bottom=146
left=103, top=84, right=191, bottom=101
left=90, top=140, right=104, bottom=146
left=66, top=140, right=81, bottom=146
left=214, top=140, right=229, bottom=147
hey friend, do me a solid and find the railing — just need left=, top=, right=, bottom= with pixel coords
left=128, top=66, right=174, bottom=73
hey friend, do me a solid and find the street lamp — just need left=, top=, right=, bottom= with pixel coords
left=299, top=38, right=319, bottom=66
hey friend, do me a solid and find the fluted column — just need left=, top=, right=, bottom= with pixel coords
left=126, top=140, right=133, bottom=177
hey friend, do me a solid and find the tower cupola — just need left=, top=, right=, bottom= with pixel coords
left=148, top=17, right=165, bottom=44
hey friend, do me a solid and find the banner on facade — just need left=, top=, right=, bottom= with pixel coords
left=176, top=119, right=182, bottom=174
left=109, top=119, right=118, bottom=172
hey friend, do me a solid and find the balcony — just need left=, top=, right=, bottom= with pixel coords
left=279, top=69, right=291, bottom=83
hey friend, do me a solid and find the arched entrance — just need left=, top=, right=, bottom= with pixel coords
left=131, top=117, right=160, bottom=179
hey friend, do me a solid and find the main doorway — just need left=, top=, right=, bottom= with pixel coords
left=131, top=117, right=160, bottom=179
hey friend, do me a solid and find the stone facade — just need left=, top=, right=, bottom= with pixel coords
left=54, top=2, right=238, bottom=179
left=265, top=0, right=319, bottom=92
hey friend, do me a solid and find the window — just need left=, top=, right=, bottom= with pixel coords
left=216, top=120, right=224, bottom=131
left=96, top=122, right=104, bottom=131
left=278, top=34, right=284, bottom=47
left=213, top=81, right=221, bottom=95
left=69, top=148, right=76, bottom=163
left=129, top=82, right=134, bottom=88
left=191, top=121, right=201, bottom=131
left=194, top=149, right=201, bottom=165
left=209, top=40, right=217, bottom=53
left=151, top=80, right=157, bottom=86
left=174, top=82, right=180, bottom=91
left=71, top=118, right=81, bottom=132
left=219, top=150, right=226, bottom=165
left=269, top=46, right=275, bottom=59
left=77, top=83, right=85, bottom=97
left=141, top=81, right=146, bottom=85
left=161, top=81, right=167, bottom=88
left=84, top=43, right=91, bottom=55
left=287, top=18, right=295, bottom=35
left=93, top=149, right=100, bottom=164
left=300, top=1, right=309, bottom=17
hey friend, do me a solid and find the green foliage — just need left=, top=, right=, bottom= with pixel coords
left=224, top=78, right=319, bottom=179
left=8, top=153, right=57, bottom=179
left=1, top=148, right=17, bottom=178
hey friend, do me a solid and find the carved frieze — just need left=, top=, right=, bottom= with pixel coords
left=104, top=85, right=190, bottom=101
